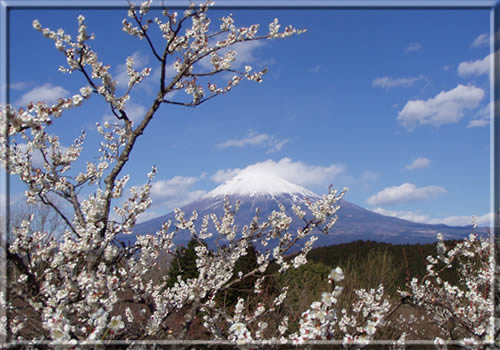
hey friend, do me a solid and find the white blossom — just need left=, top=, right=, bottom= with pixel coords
left=109, top=315, right=125, bottom=331
left=328, top=266, right=344, bottom=282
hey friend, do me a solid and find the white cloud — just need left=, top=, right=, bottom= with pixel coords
left=366, top=183, right=446, bottom=206
left=427, top=213, right=492, bottom=226
left=135, top=210, right=162, bottom=224
left=211, top=158, right=345, bottom=188
left=211, top=168, right=242, bottom=184
left=372, top=207, right=431, bottom=223
left=372, top=207, right=492, bottom=226
left=406, top=157, right=431, bottom=170
left=216, top=130, right=289, bottom=153
left=151, top=176, right=199, bottom=196
left=471, top=33, right=489, bottom=48
left=473, top=212, right=494, bottom=226
left=123, top=102, right=147, bottom=123
left=16, top=83, right=69, bottom=106
left=397, top=84, right=485, bottom=129
left=138, top=174, right=207, bottom=221
left=458, top=53, right=491, bottom=78
left=467, top=118, right=489, bottom=128
left=231, top=40, right=266, bottom=67
left=10, top=81, right=31, bottom=90
left=405, top=42, right=422, bottom=53
left=217, top=131, right=270, bottom=148
left=372, top=75, right=423, bottom=88
left=468, top=101, right=496, bottom=128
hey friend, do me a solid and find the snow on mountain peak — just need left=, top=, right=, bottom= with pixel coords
left=204, top=169, right=319, bottom=199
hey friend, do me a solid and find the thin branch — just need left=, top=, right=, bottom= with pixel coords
left=131, top=13, right=162, bottom=62
left=77, top=49, right=99, bottom=92
left=161, top=93, right=220, bottom=107
left=36, top=191, right=79, bottom=238
left=98, top=97, right=162, bottom=239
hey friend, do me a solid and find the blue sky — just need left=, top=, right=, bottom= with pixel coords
left=6, top=4, right=493, bottom=226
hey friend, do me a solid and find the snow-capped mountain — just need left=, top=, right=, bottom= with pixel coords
left=204, top=171, right=319, bottom=200
left=121, top=170, right=323, bottom=251
left=120, top=170, right=484, bottom=252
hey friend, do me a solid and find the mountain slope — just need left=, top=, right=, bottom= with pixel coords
left=120, top=170, right=482, bottom=251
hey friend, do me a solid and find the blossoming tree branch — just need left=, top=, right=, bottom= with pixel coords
left=0, top=0, right=497, bottom=347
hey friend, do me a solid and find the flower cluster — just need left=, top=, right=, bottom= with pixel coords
left=338, top=285, right=391, bottom=345
left=122, top=0, right=305, bottom=106
left=402, top=233, right=496, bottom=348
left=289, top=267, right=391, bottom=346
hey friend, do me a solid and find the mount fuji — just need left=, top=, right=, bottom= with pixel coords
left=119, top=170, right=482, bottom=252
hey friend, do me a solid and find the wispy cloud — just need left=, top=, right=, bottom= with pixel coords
left=358, top=170, right=378, bottom=183
left=366, top=183, right=446, bottom=206
left=266, top=139, right=289, bottom=154
left=372, top=75, right=424, bottom=88
left=10, top=81, right=31, bottom=90
left=470, top=33, right=489, bottom=48
left=0, top=81, right=32, bottom=98
left=372, top=207, right=432, bottom=223
left=468, top=118, right=489, bottom=128
left=405, top=41, right=422, bottom=53
left=217, top=130, right=270, bottom=148
left=372, top=207, right=492, bottom=226
left=211, top=158, right=345, bottom=189
left=309, top=64, right=322, bottom=74
left=16, top=83, right=69, bottom=106
left=467, top=101, right=498, bottom=128
left=458, top=53, right=491, bottom=78
left=216, top=130, right=289, bottom=154
left=397, top=84, right=485, bottom=129
left=406, top=157, right=431, bottom=170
